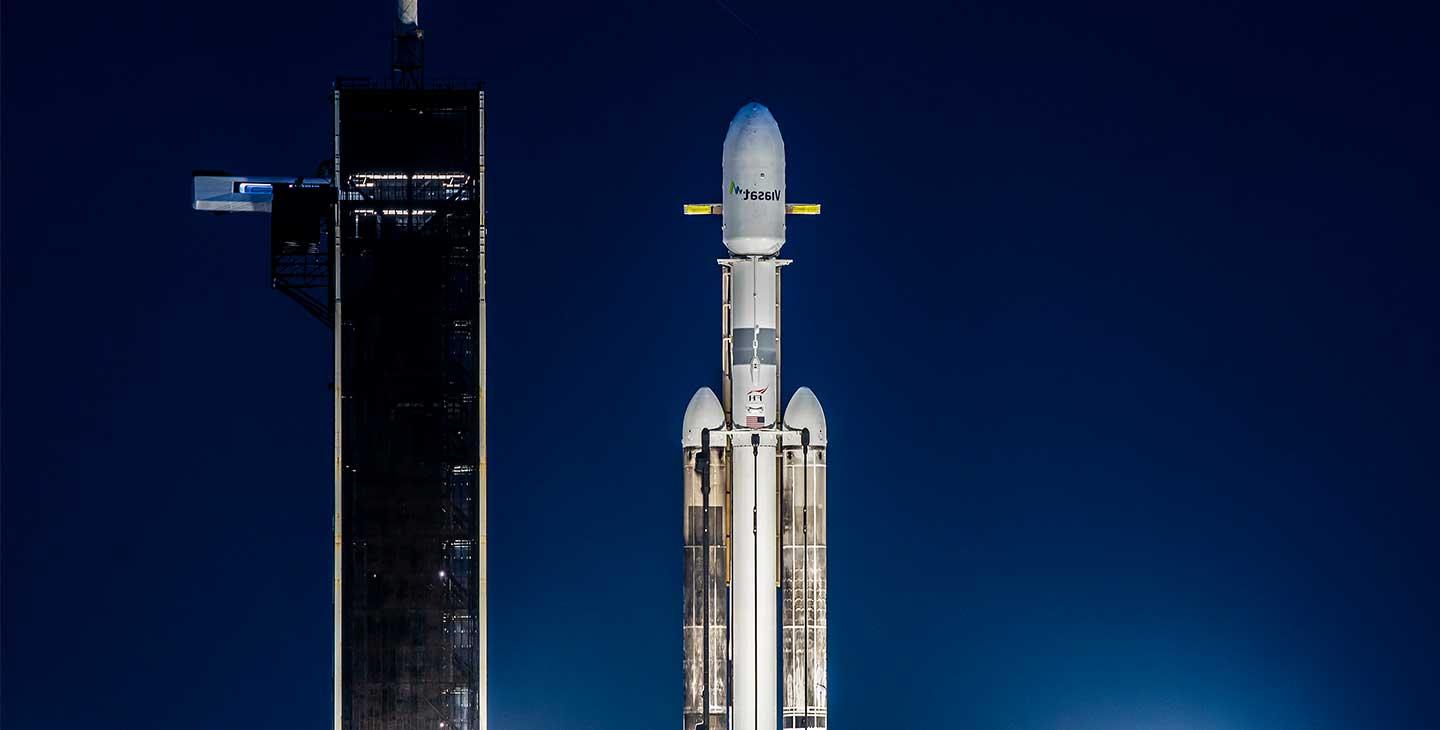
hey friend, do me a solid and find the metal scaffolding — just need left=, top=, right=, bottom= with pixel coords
left=334, top=85, right=486, bottom=730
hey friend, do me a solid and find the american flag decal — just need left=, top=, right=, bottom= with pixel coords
left=745, top=415, right=765, bottom=428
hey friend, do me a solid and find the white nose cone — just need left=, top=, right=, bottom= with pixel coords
left=783, top=387, right=827, bottom=446
left=397, top=0, right=418, bottom=29
left=681, top=387, right=726, bottom=447
left=722, top=103, right=786, bottom=256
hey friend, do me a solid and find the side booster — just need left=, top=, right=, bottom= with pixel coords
left=681, top=103, right=829, bottom=730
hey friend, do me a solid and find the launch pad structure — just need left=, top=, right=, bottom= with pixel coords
left=192, top=2, right=488, bottom=729
left=194, top=6, right=834, bottom=730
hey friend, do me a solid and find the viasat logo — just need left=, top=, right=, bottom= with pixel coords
left=729, top=180, right=782, bottom=202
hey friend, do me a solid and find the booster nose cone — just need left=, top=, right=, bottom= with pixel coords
left=722, top=102, right=787, bottom=256
left=783, top=387, right=827, bottom=446
left=681, top=387, right=726, bottom=447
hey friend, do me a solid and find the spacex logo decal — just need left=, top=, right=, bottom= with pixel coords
left=730, top=180, right=782, bottom=201
left=746, top=386, right=767, bottom=411
left=745, top=386, right=767, bottom=427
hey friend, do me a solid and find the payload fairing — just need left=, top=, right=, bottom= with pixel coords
left=682, top=103, right=828, bottom=730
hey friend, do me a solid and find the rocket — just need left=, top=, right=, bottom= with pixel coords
left=682, top=103, right=829, bottom=730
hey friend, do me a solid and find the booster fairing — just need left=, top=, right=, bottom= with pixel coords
left=781, top=389, right=828, bottom=727
left=681, top=103, right=829, bottom=730
left=683, top=389, right=730, bottom=730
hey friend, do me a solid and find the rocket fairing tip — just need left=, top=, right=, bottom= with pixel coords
left=725, top=103, right=783, bottom=146
left=730, top=102, right=776, bottom=125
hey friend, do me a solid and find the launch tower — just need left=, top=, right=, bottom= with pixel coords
left=192, top=3, right=488, bottom=730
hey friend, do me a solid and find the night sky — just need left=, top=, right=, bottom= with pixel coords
left=3, top=1, right=1437, bottom=728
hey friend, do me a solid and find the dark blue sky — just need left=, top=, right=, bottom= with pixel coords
left=3, top=0, right=1437, bottom=728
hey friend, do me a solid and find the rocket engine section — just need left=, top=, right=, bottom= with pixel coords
left=782, top=388, right=828, bottom=729
left=682, top=389, right=729, bottom=730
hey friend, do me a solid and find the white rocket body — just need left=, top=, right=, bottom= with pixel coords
left=780, top=389, right=827, bottom=729
left=725, top=104, right=784, bottom=730
left=682, top=389, right=729, bottom=730
left=682, top=103, right=829, bottom=730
